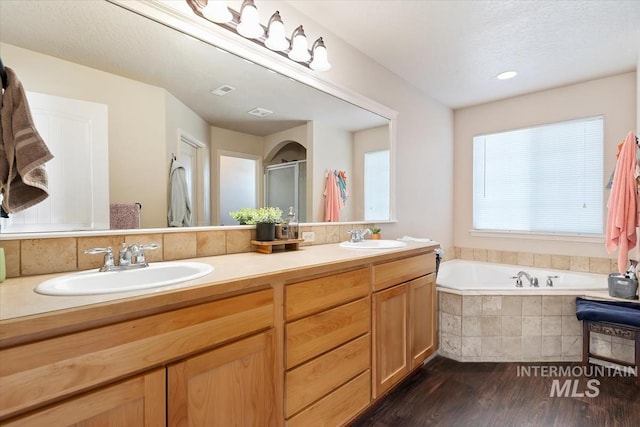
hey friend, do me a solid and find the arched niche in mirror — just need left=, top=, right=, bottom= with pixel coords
left=0, top=0, right=396, bottom=235
left=264, top=141, right=307, bottom=222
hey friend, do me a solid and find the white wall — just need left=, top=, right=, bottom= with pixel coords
left=454, top=72, right=637, bottom=258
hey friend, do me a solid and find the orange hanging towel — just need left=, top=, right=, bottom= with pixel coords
left=606, top=131, right=638, bottom=273
left=324, top=171, right=341, bottom=222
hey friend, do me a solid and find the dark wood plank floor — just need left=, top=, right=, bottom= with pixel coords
left=352, top=356, right=640, bottom=427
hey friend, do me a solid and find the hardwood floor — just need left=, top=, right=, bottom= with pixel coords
left=352, top=356, right=640, bottom=427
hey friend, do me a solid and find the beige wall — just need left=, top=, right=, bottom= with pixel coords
left=311, top=122, right=353, bottom=222
left=165, top=92, right=212, bottom=226
left=454, top=72, right=637, bottom=258
left=2, top=43, right=168, bottom=228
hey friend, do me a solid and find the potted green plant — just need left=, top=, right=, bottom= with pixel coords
left=369, top=227, right=381, bottom=240
left=229, top=208, right=255, bottom=225
left=253, top=207, right=283, bottom=241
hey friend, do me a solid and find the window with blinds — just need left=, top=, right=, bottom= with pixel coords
left=472, top=116, right=604, bottom=235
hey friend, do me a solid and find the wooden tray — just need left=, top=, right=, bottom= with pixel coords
left=251, top=239, right=303, bottom=254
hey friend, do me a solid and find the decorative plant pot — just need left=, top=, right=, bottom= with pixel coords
left=256, top=222, right=276, bottom=241
left=371, top=233, right=381, bottom=240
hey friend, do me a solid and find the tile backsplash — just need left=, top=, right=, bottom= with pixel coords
left=2, top=236, right=612, bottom=280
left=0, top=224, right=374, bottom=278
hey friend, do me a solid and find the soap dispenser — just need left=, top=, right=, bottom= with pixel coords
left=287, top=206, right=298, bottom=239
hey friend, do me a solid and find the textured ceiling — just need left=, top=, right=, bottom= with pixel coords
left=285, top=0, right=640, bottom=108
left=2, top=0, right=638, bottom=120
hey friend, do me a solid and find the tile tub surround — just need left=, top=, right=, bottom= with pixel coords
left=439, top=292, right=613, bottom=363
left=454, top=246, right=618, bottom=275
left=1, top=223, right=390, bottom=278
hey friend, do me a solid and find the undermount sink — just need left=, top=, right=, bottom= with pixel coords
left=339, top=240, right=408, bottom=249
left=35, top=261, right=214, bottom=296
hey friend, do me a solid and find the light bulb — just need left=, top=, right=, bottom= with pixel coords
left=288, top=25, right=310, bottom=62
left=265, top=11, right=288, bottom=51
left=201, top=0, right=232, bottom=23
left=310, top=37, right=331, bottom=71
left=237, top=0, right=264, bottom=39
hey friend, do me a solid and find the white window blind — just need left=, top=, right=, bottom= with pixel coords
left=473, top=116, right=604, bottom=235
left=364, top=149, right=390, bottom=221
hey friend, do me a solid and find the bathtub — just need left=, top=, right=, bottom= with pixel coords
left=436, top=259, right=615, bottom=363
left=437, top=259, right=608, bottom=293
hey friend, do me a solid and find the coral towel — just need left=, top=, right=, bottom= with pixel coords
left=606, top=131, right=638, bottom=273
left=0, top=67, right=54, bottom=213
left=324, top=171, right=342, bottom=222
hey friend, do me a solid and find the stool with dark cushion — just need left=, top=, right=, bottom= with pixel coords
left=575, top=297, right=640, bottom=387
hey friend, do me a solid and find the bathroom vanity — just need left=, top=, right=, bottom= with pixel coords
left=0, top=241, right=438, bottom=426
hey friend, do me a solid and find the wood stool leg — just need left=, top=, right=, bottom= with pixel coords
left=635, top=330, right=639, bottom=387
left=582, top=321, right=590, bottom=367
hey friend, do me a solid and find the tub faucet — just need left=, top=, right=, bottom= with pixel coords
left=348, top=229, right=371, bottom=243
left=512, top=271, right=539, bottom=287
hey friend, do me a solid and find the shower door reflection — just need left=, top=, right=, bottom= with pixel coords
left=265, top=161, right=306, bottom=222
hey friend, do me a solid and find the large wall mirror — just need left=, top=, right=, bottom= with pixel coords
left=0, top=0, right=394, bottom=234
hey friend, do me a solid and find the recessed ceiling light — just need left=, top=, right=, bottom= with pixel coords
left=497, top=71, right=518, bottom=80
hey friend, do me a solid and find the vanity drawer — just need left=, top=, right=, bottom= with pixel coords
left=285, top=268, right=369, bottom=321
left=286, top=297, right=370, bottom=369
left=373, top=252, right=436, bottom=291
left=286, top=370, right=371, bottom=427
left=285, top=333, right=370, bottom=418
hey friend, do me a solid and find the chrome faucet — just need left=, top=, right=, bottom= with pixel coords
left=348, top=229, right=371, bottom=243
left=512, top=271, right=539, bottom=287
left=85, top=243, right=159, bottom=272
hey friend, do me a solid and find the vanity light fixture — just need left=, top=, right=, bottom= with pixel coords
left=265, top=11, right=289, bottom=52
left=185, top=0, right=330, bottom=72
left=200, top=0, right=232, bottom=23
left=288, top=26, right=311, bottom=62
left=309, top=37, right=331, bottom=71
left=497, top=70, right=518, bottom=80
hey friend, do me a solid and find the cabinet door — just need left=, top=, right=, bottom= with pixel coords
left=409, top=274, right=436, bottom=369
left=168, top=329, right=276, bottom=427
left=4, top=369, right=165, bottom=427
left=372, top=284, right=408, bottom=398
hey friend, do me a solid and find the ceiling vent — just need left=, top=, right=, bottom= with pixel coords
left=211, top=85, right=235, bottom=96
left=247, top=107, right=273, bottom=118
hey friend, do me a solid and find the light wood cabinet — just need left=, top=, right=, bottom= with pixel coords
left=372, top=253, right=438, bottom=399
left=372, top=283, right=409, bottom=398
left=3, top=369, right=166, bottom=427
left=168, top=329, right=276, bottom=427
left=286, top=371, right=371, bottom=427
left=284, top=268, right=371, bottom=426
left=409, top=273, right=437, bottom=369
left=0, top=289, right=273, bottom=424
left=1, top=246, right=440, bottom=426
